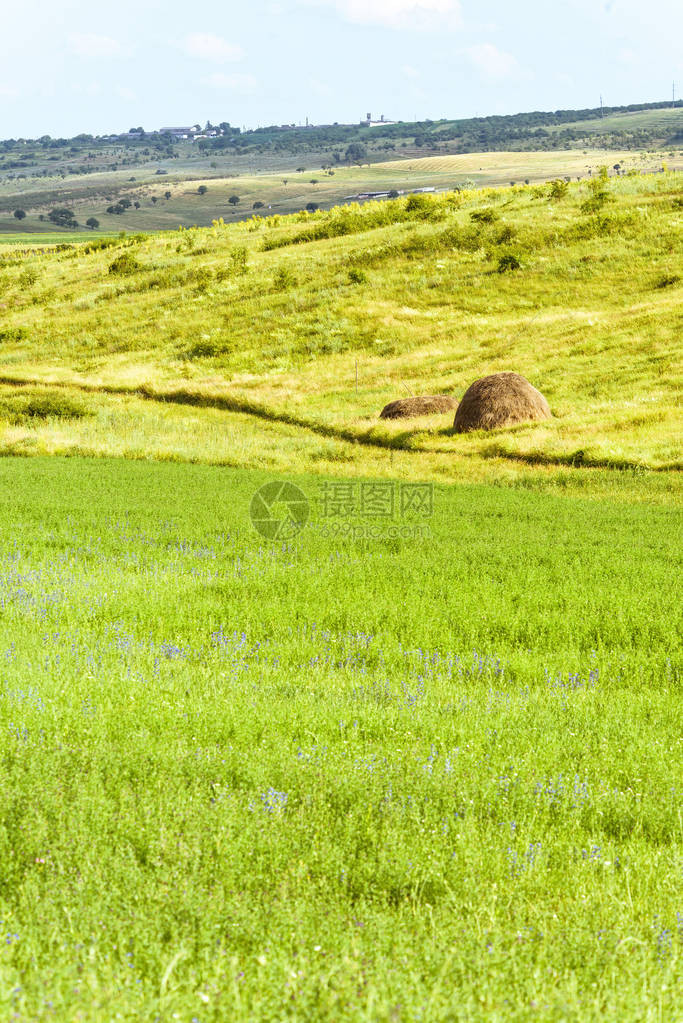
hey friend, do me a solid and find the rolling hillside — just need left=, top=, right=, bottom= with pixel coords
left=0, top=167, right=681, bottom=494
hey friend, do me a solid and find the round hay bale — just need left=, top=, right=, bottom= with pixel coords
left=453, top=372, right=550, bottom=433
left=380, top=395, right=457, bottom=420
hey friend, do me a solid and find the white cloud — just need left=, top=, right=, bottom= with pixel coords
left=466, top=43, right=522, bottom=79
left=0, top=85, right=19, bottom=98
left=116, top=86, right=137, bottom=101
left=68, top=33, right=126, bottom=58
left=305, top=0, right=461, bottom=29
left=183, top=33, right=243, bottom=62
left=203, top=72, right=257, bottom=93
left=401, top=64, right=420, bottom=78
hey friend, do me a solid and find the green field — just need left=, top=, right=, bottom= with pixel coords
left=0, top=457, right=681, bottom=1021
left=0, top=164, right=681, bottom=1020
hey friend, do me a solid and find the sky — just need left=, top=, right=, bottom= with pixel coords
left=0, top=0, right=681, bottom=138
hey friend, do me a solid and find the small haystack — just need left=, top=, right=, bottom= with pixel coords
left=380, top=394, right=457, bottom=420
left=453, top=372, right=551, bottom=433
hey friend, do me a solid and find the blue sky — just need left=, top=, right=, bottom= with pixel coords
left=1, top=0, right=681, bottom=137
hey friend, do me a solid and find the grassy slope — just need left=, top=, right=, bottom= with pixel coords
left=0, top=167, right=681, bottom=492
left=1, top=145, right=681, bottom=235
left=0, top=457, right=680, bottom=1021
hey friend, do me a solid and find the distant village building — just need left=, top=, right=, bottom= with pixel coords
left=159, top=127, right=196, bottom=139
left=360, top=113, right=397, bottom=128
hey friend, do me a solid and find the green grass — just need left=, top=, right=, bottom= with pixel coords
left=0, top=456, right=681, bottom=1021
left=0, top=165, right=681, bottom=1020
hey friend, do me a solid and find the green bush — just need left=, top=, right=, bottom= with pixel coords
left=548, top=179, right=569, bottom=200
left=108, top=253, right=143, bottom=276
left=495, top=224, right=517, bottom=244
left=0, top=392, right=92, bottom=422
left=470, top=208, right=499, bottom=224
left=654, top=273, right=680, bottom=289
left=497, top=251, right=522, bottom=272
left=273, top=266, right=297, bottom=291
left=83, top=238, right=118, bottom=255
left=0, top=327, right=29, bottom=343
left=230, top=246, right=248, bottom=275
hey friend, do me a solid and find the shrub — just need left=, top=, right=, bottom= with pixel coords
left=548, top=179, right=569, bottom=200
left=654, top=273, right=680, bottom=289
left=0, top=327, right=29, bottom=343
left=230, top=246, right=248, bottom=275
left=19, top=269, right=38, bottom=288
left=581, top=167, right=613, bottom=214
left=470, top=208, right=498, bottom=224
left=108, top=253, right=143, bottom=276
left=495, top=224, right=516, bottom=244
left=404, top=194, right=445, bottom=221
left=83, top=238, right=117, bottom=254
left=497, top=251, right=522, bottom=272
left=0, top=392, right=92, bottom=422
left=273, top=266, right=296, bottom=291
left=348, top=268, right=367, bottom=284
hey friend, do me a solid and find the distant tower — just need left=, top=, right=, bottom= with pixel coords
left=600, top=94, right=604, bottom=118
left=366, top=112, right=372, bottom=122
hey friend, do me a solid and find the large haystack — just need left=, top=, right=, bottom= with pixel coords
left=453, top=372, right=551, bottom=433
left=380, top=395, right=457, bottom=420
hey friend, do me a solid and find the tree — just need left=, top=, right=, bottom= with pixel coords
left=345, top=142, right=366, bottom=165
left=253, top=201, right=264, bottom=209
left=13, top=209, right=26, bottom=220
left=388, top=190, right=399, bottom=199
left=164, top=191, right=172, bottom=199
left=197, top=185, right=208, bottom=195
left=306, top=202, right=319, bottom=212
left=48, top=207, right=77, bottom=228
left=86, top=217, right=99, bottom=229
left=228, top=195, right=240, bottom=205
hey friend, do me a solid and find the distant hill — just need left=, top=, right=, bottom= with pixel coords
left=0, top=101, right=680, bottom=236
